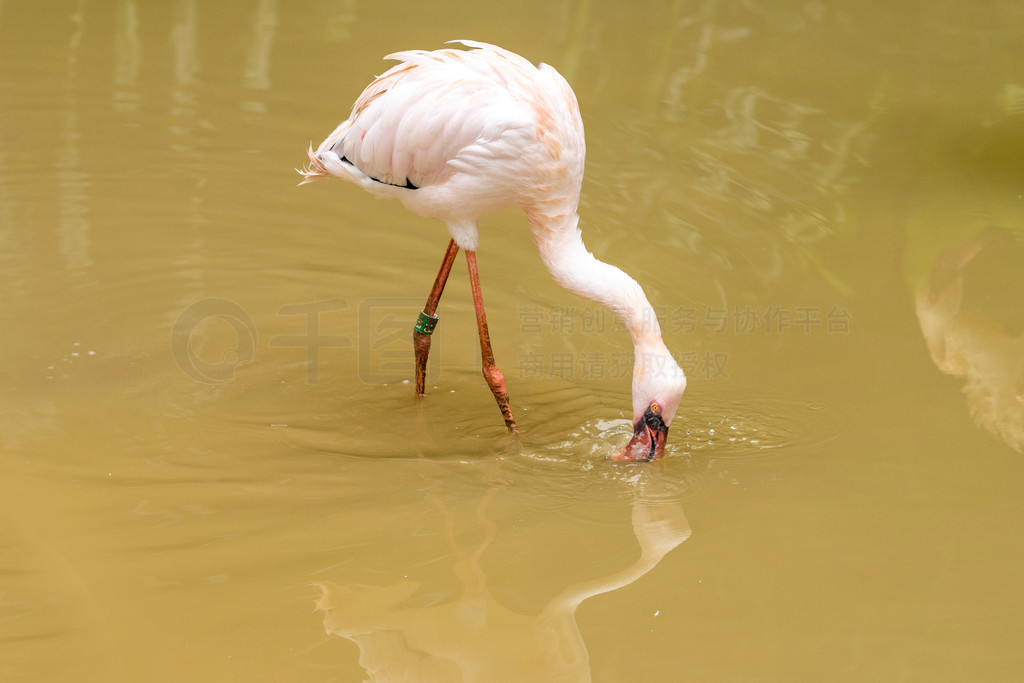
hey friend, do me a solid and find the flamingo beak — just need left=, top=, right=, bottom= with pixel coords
left=613, top=404, right=669, bottom=462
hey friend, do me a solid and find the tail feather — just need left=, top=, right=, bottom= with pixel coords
left=297, top=143, right=330, bottom=185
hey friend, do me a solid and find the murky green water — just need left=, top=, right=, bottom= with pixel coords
left=2, top=1, right=1023, bottom=681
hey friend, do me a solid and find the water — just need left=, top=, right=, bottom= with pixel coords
left=2, top=1, right=1023, bottom=681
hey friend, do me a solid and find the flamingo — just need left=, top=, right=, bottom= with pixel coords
left=300, top=41, right=686, bottom=461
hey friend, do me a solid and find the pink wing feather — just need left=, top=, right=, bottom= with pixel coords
left=304, top=42, right=539, bottom=191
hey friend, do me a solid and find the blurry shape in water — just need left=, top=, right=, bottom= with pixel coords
left=915, top=232, right=1024, bottom=453
left=313, top=495, right=689, bottom=682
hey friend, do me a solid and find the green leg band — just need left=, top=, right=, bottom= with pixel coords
left=414, top=311, right=439, bottom=335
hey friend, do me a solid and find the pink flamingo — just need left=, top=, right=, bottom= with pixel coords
left=301, top=41, right=686, bottom=461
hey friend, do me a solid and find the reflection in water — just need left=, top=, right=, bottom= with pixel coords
left=687, top=87, right=869, bottom=265
left=113, top=0, right=140, bottom=113
left=242, top=0, right=278, bottom=113
left=916, top=236, right=1024, bottom=452
left=595, top=12, right=873, bottom=301
left=660, top=20, right=721, bottom=114
left=323, top=0, right=357, bottom=43
left=166, top=0, right=207, bottom=327
left=170, top=0, right=199, bottom=137
left=0, top=2, right=12, bottom=282
left=314, top=495, right=689, bottom=682
left=56, top=1, right=92, bottom=272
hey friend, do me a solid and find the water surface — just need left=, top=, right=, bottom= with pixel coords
left=2, top=1, right=1023, bottom=681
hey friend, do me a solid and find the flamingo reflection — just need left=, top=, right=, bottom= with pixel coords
left=915, top=234, right=1024, bottom=452
left=313, top=496, right=689, bottom=682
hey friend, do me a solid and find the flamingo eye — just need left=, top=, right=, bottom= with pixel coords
left=650, top=402, right=661, bottom=414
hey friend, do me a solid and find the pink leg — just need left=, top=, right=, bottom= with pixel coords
left=414, top=239, right=459, bottom=397
left=465, top=250, right=518, bottom=433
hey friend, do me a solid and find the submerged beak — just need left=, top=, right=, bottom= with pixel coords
left=613, top=404, right=669, bottom=462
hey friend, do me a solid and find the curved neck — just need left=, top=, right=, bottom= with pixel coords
left=524, top=207, right=664, bottom=354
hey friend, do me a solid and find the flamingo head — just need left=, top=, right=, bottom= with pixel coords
left=613, top=345, right=687, bottom=462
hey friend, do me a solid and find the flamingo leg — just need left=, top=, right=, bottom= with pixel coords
left=465, top=250, right=518, bottom=433
left=414, top=238, right=460, bottom=396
